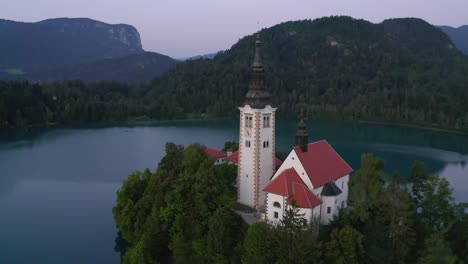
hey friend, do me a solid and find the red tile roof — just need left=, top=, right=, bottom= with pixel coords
left=264, top=168, right=322, bottom=208
left=275, top=157, right=283, bottom=167
left=288, top=183, right=322, bottom=208
left=226, top=150, right=239, bottom=163
left=203, top=147, right=226, bottom=159
left=227, top=150, right=282, bottom=167
left=294, top=140, right=353, bottom=188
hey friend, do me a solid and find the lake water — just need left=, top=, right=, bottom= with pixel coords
left=0, top=119, right=467, bottom=263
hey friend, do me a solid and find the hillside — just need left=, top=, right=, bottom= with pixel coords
left=28, top=52, right=177, bottom=83
left=0, top=17, right=179, bottom=82
left=142, top=17, right=468, bottom=129
left=1, top=17, right=468, bottom=131
left=0, top=18, right=143, bottom=70
left=438, top=25, right=468, bottom=55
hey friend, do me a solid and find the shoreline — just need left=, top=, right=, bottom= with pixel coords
left=1, top=117, right=467, bottom=136
left=356, top=120, right=468, bottom=135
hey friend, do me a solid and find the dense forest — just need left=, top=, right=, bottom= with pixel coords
left=113, top=143, right=468, bottom=263
left=1, top=17, right=468, bottom=131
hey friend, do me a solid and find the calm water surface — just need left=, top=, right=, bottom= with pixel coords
left=0, top=119, right=467, bottom=263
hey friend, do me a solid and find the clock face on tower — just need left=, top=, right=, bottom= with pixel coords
left=245, top=127, right=252, bottom=137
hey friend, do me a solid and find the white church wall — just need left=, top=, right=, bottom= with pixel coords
left=334, top=174, right=350, bottom=209
left=238, top=105, right=277, bottom=209
left=271, top=149, right=313, bottom=190
left=238, top=108, right=256, bottom=207
left=266, top=193, right=285, bottom=225
left=311, top=186, right=323, bottom=198
left=320, top=195, right=337, bottom=224
left=312, top=206, right=321, bottom=220
left=296, top=207, right=313, bottom=225
left=258, top=106, right=276, bottom=207
left=214, top=157, right=225, bottom=165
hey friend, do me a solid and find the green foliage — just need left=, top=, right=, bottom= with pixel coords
left=417, top=232, right=457, bottom=264
left=31, top=52, right=177, bottom=83
left=378, top=176, right=416, bottom=263
left=409, top=162, right=458, bottom=233
left=2, top=17, right=468, bottom=131
left=349, top=153, right=386, bottom=222
left=242, top=204, right=321, bottom=264
left=242, top=222, right=276, bottom=264
left=325, top=225, right=364, bottom=264
left=113, top=143, right=241, bottom=263
left=222, top=141, right=239, bottom=152
left=0, top=18, right=143, bottom=71
left=347, top=155, right=416, bottom=264
left=113, top=145, right=467, bottom=263
left=447, top=215, right=468, bottom=263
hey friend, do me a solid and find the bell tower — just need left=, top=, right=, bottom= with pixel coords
left=237, top=34, right=276, bottom=209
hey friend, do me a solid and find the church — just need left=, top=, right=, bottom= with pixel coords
left=206, top=34, right=353, bottom=225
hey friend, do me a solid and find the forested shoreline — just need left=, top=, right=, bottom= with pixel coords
left=113, top=143, right=468, bottom=263
left=2, top=17, right=468, bottom=132
left=1, top=79, right=467, bottom=133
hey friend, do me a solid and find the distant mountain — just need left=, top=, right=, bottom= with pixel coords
left=2, top=17, right=468, bottom=131
left=142, top=17, right=468, bottom=130
left=178, top=52, right=220, bottom=61
left=0, top=18, right=143, bottom=70
left=438, top=25, right=468, bottom=55
left=0, top=17, right=178, bottom=82
left=28, top=52, right=177, bottom=83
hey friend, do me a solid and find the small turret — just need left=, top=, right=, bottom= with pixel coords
left=295, top=117, right=308, bottom=152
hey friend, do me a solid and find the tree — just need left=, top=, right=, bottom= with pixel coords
left=207, top=207, right=244, bottom=263
left=113, top=143, right=239, bottom=263
left=325, top=225, right=365, bottom=264
left=447, top=213, right=468, bottom=262
left=378, top=176, right=416, bottom=263
left=275, top=202, right=321, bottom=264
left=349, top=153, right=386, bottom=222
left=222, top=141, right=239, bottom=152
left=242, top=222, right=276, bottom=264
left=409, top=162, right=457, bottom=233
left=417, top=232, right=457, bottom=264
left=112, top=169, right=151, bottom=243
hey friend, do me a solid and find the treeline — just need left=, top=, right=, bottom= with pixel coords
left=113, top=143, right=467, bottom=263
left=0, top=81, right=140, bottom=127
left=2, top=17, right=468, bottom=131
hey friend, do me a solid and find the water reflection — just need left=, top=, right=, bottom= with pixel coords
left=0, top=119, right=467, bottom=263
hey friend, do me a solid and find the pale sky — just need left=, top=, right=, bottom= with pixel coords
left=1, top=0, right=467, bottom=58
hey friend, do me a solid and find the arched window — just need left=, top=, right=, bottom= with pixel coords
left=245, top=115, right=253, bottom=128
left=273, top=202, right=281, bottom=208
left=263, top=114, right=271, bottom=128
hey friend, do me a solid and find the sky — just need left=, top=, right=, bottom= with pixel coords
left=1, top=0, right=468, bottom=58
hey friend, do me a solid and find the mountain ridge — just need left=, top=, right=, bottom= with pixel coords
left=1, top=16, right=467, bottom=131
left=438, top=25, right=468, bottom=55
left=29, top=51, right=177, bottom=83
left=144, top=16, right=468, bottom=128
left=0, top=17, right=178, bottom=82
left=0, top=17, right=144, bottom=69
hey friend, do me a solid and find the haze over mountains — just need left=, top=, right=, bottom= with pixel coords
left=0, top=16, right=468, bottom=85
left=2, top=16, right=467, bottom=132
left=0, top=18, right=177, bottom=83
left=438, top=25, right=468, bottom=55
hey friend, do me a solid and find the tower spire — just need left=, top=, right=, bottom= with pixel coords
left=295, top=113, right=308, bottom=152
left=252, top=33, right=263, bottom=68
left=244, top=32, right=272, bottom=109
